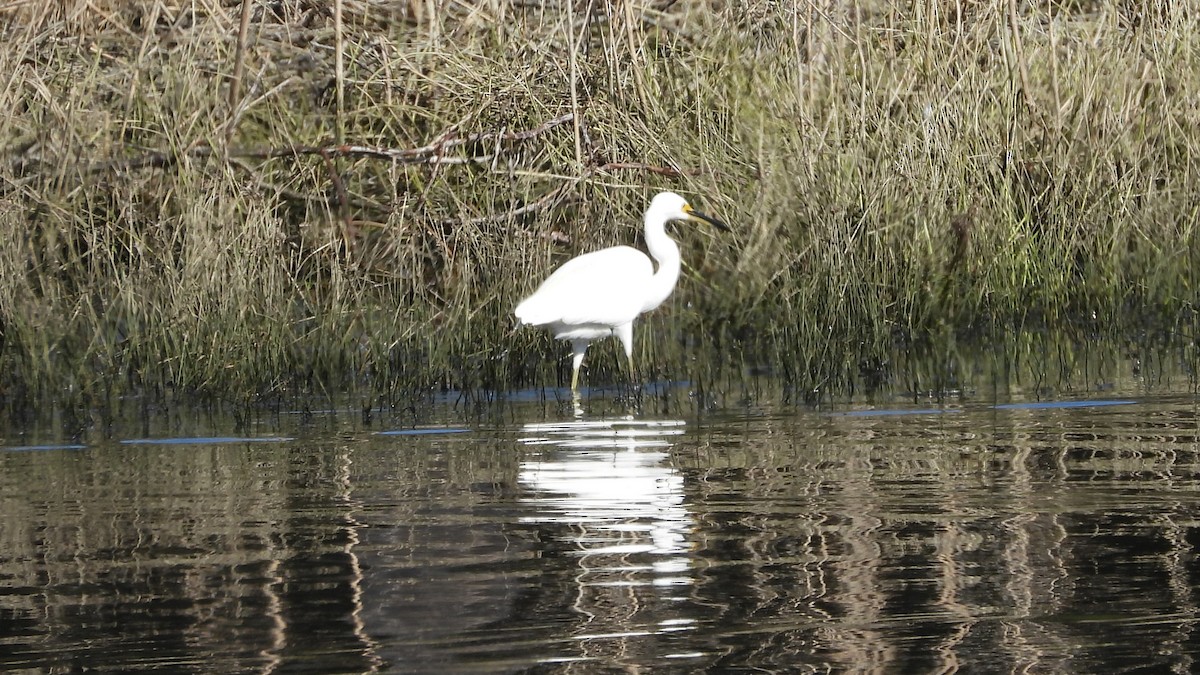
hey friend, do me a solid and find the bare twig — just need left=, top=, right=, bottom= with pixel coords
left=319, top=148, right=354, bottom=236
left=565, top=0, right=583, bottom=170
left=1047, top=0, right=1062, bottom=130
left=1008, top=0, right=1034, bottom=109
left=221, top=70, right=292, bottom=142
left=228, top=0, right=254, bottom=127
left=333, top=0, right=345, bottom=143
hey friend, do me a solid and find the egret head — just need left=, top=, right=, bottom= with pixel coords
left=648, top=191, right=729, bottom=231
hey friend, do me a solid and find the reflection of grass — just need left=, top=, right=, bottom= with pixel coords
left=0, top=2, right=1196, bottom=416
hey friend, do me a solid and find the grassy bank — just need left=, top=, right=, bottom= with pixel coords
left=1, top=0, right=1198, bottom=421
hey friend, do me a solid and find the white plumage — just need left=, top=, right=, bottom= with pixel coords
left=516, top=191, right=728, bottom=392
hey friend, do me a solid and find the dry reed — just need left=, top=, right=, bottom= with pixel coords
left=0, top=0, right=1197, bottom=424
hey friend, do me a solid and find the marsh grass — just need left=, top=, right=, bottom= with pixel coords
left=1, top=0, right=1198, bottom=425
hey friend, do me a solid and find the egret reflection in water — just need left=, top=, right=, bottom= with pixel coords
left=518, top=417, right=698, bottom=656
left=519, top=418, right=690, bottom=564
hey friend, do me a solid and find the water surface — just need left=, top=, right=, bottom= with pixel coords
left=2, top=386, right=1199, bottom=672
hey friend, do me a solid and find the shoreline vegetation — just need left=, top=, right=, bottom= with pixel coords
left=1, top=1, right=1198, bottom=425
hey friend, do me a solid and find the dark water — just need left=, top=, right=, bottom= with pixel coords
left=3, top=383, right=1200, bottom=673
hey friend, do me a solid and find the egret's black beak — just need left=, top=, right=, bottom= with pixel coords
left=684, top=205, right=730, bottom=232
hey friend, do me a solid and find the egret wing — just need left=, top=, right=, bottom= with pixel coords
left=515, top=246, right=653, bottom=327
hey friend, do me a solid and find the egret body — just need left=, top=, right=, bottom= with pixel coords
left=515, top=191, right=727, bottom=392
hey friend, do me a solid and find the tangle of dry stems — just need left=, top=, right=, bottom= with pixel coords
left=4, top=112, right=704, bottom=225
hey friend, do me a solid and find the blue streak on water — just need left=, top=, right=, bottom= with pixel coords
left=120, top=436, right=294, bottom=445
left=994, top=400, right=1137, bottom=410
left=2, top=444, right=90, bottom=452
left=375, top=428, right=472, bottom=436
left=829, top=399, right=1139, bottom=418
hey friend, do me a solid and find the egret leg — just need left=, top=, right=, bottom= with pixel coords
left=615, top=322, right=636, bottom=383
left=570, top=340, right=589, bottom=392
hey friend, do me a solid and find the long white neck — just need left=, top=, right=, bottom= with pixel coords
left=640, top=206, right=682, bottom=313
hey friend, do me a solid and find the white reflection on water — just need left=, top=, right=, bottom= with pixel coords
left=518, top=417, right=695, bottom=587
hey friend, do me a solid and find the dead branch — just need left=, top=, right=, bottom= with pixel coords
left=5, top=113, right=704, bottom=223
left=79, top=113, right=577, bottom=175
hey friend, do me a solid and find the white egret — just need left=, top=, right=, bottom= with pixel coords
left=515, top=191, right=728, bottom=392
